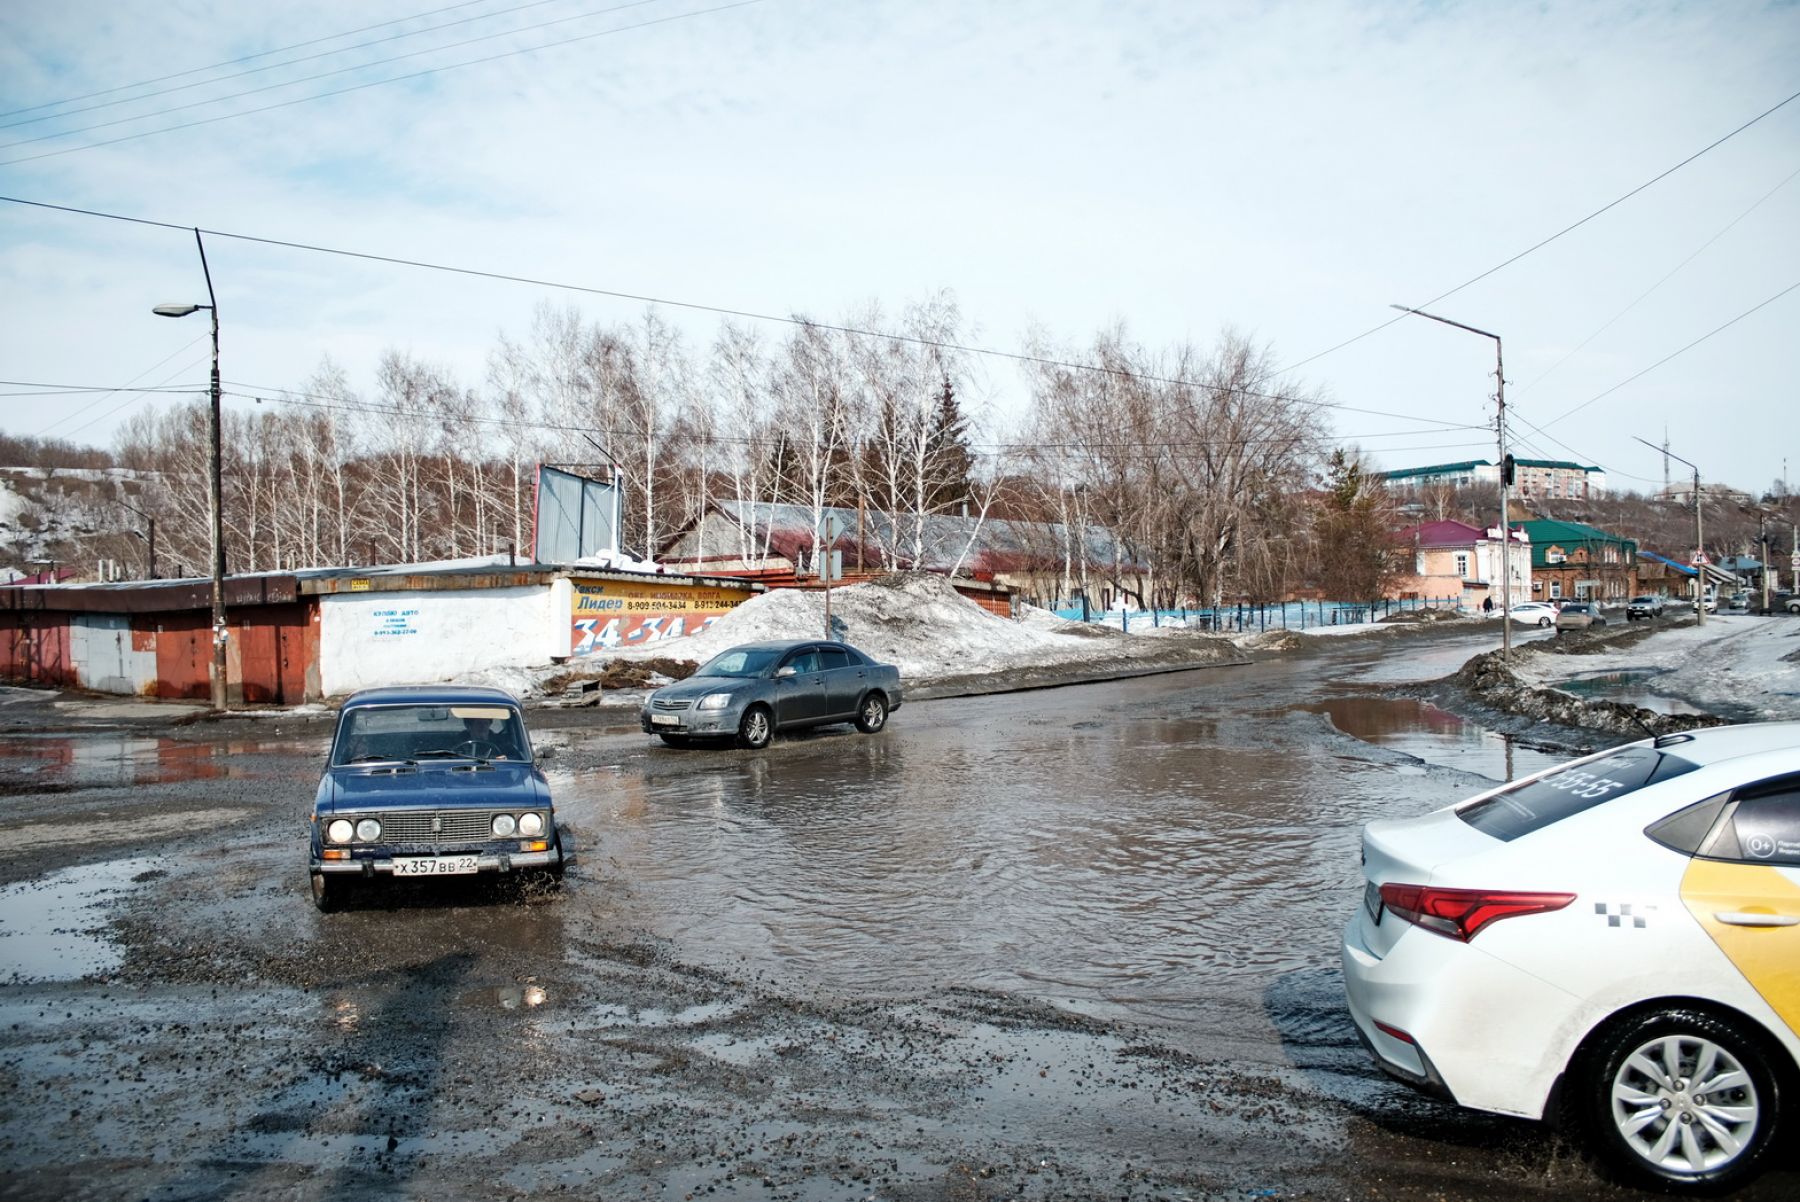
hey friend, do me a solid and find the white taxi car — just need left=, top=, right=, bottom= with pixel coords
left=1343, top=723, right=1800, bottom=1193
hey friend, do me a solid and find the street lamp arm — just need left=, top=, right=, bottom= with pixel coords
left=1389, top=304, right=1500, bottom=343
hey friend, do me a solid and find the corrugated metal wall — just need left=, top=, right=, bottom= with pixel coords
left=2, top=603, right=318, bottom=704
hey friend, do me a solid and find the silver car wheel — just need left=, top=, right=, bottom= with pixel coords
left=1610, top=1033, right=1759, bottom=1175
left=739, top=707, right=772, bottom=750
left=858, top=694, right=886, bottom=733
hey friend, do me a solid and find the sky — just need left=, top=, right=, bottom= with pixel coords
left=1, top=0, right=1797, bottom=495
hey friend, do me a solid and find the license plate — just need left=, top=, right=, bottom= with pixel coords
left=1364, top=880, right=1384, bottom=922
left=650, top=713, right=681, bottom=727
left=393, top=855, right=480, bottom=877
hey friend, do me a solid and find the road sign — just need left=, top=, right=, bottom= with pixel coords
left=1693, top=551, right=1709, bottom=566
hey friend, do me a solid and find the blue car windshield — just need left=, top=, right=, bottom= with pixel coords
left=333, top=704, right=529, bottom=764
left=695, top=648, right=786, bottom=678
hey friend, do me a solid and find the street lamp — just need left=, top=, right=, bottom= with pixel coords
left=154, top=227, right=227, bottom=710
left=1391, top=304, right=1513, bottom=660
left=112, top=495, right=157, bottom=579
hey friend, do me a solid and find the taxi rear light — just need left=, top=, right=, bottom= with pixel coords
left=1373, top=1020, right=1415, bottom=1045
left=1379, top=883, right=1576, bottom=942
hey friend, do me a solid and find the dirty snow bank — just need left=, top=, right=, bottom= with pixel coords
left=1448, top=614, right=1800, bottom=737
left=603, top=572, right=1232, bottom=684
left=1508, top=614, right=1800, bottom=722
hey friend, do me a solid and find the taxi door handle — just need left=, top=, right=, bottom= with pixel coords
left=1715, top=912, right=1800, bottom=927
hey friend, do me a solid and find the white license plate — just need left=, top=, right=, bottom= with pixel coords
left=393, top=855, right=480, bottom=877
left=1364, top=880, right=1384, bottom=922
left=650, top=713, right=681, bottom=727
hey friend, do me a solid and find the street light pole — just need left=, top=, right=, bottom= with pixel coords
left=153, top=227, right=228, bottom=710
left=1636, top=436, right=1705, bottom=626
left=1391, top=304, right=1511, bottom=661
left=113, top=496, right=158, bottom=579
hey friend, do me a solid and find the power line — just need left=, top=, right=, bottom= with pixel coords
left=0, top=0, right=670, bottom=148
left=225, top=383, right=1486, bottom=452
left=6, top=336, right=207, bottom=437
left=0, top=379, right=202, bottom=396
left=58, top=359, right=212, bottom=440
left=1515, top=159, right=1800, bottom=394
left=1277, top=85, right=1800, bottom=375
left=1541, top=278, right=1800, bottom=428
left=0, top=0, right=618, bottom=131
left=0, top=0, right=500, bottom=119
left=0, top=193, right=1464, bottom=431
left=0, top=0, right=765, bottom=166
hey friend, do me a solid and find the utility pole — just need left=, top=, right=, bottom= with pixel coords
left=1637, top=436, right=1705, bottom=625
left=1391, top=305, right=1511, bottom=661
left=152, top=228, right=227, bottom=709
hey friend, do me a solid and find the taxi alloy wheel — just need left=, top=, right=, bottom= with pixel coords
left=738, top=705, right=772, bottom=750
left=1584, top=1008, right=1780, bottom=1192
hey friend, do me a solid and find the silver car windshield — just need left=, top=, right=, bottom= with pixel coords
left=333, top=704, right=530, bottom=764
left=695, top=648, right=786, bottom=678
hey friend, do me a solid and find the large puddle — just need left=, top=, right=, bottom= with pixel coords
left=0, top=857, right=154, bottom=983
left=550, top=646, right=1553, bottom=1032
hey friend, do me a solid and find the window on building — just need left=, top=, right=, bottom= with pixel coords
left=1455, top=552, right=1469, bottom=578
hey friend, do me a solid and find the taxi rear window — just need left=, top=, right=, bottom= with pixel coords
left=1458, top=746, right=1698, bottom=841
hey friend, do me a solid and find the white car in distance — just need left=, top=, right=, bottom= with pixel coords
left=1343, top=723, right=1800, bottom=1193
left=1506, top=601, right=1560, bottom=627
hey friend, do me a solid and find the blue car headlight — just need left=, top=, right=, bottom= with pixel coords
left=696, top=692, right=735, bottom=711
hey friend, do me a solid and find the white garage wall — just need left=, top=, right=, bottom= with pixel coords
left=319, top=587, right=553, bottom=696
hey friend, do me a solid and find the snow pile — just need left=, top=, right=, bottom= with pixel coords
left=610, top=572, right=1090, bottom=678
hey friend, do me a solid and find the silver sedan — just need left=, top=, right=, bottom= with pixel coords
left=640, top=640, right=903, bottom=749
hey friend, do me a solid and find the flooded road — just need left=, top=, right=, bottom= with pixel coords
left=0, top=632, right=1792, bottom=1200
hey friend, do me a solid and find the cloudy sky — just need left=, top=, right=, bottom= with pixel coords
left=2, top=0, right=1796, bottom=493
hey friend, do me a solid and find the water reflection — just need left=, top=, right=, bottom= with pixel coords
left=0, top=857, right=157, bottom=982
left=1553, top=670, right=1708, bottom=716
left=1303, top=697, right=1567, bottom=782
left=0, top=736, right=295, bottom=791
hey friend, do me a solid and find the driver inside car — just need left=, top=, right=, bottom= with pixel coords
left=453, top=713, right=520, bottom=760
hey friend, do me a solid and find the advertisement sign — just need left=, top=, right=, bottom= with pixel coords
left=570, top=578, right=755, bottom=657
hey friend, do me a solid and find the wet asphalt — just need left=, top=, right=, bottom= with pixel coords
left=1, top=629, right=1795, bottom=1200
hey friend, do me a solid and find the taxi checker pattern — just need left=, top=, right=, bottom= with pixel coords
left=1343, top=722, right=1800, bottom=1194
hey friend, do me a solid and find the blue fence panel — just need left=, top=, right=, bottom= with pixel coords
left=1046, top=597, right=1462, bottom=633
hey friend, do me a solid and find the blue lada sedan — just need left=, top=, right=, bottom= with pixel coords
left=309, top=685, right=568, bottom=911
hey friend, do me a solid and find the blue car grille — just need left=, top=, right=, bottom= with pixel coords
left=374, top=810, right=498, bottom=844
left=652, top=698, right=692, bottom=712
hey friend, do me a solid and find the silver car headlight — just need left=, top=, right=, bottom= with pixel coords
left=696, top=692, right=735, bottom=711
left=326, top=819, right=354, bottom=844
left=355, top=818, right=381, bottom=842
left=519, top=812, right=544, bottom=837
left=492, top=814, right=517, bottom=837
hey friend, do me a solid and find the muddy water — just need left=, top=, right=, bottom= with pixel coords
left=552, top=642, right=1527, bottom=1032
